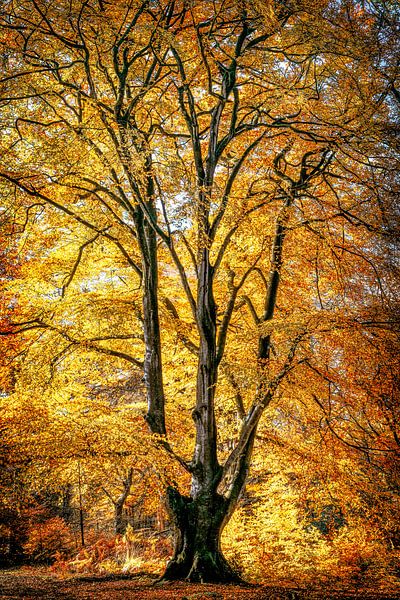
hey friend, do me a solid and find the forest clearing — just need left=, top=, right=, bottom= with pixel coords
left=0, top=0, right=399, bottom=595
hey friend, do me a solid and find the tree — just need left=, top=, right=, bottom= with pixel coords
left=0, top=0, right=397, bottom=582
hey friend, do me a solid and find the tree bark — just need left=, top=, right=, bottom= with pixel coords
left=113, top=468, right=133, bottom=536
left=135, top=202, right=166, bottom=436
left=191, top=250, right=220, bottom=496
left=115, top=501, right=125, bottom=536
left=162, top=487, right=242, bottom=583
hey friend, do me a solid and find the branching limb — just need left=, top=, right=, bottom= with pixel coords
left=0, top=172, right=142, bottom=277
left=2, top=319, right=144, bottom=368
left=61, top=232, right=102, bottom=297
left=241, top=295, right=260, bottom=325
left=221, top=332, right=306, bottom=493
left=210, top=132, right=267, bottom=241
left=162, top=297, right=198, bottom=356
left=220, top=362, right=246, bottom=419
left=216, top=257, right=261, bottom=365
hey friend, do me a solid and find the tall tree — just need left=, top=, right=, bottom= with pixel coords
left=0, top=0, right=397, bottom=581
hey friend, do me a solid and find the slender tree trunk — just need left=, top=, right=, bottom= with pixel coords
left=61, top=484, right=73, bottom=523
left=113, top=468, right=133, bottom=536
left=114, top=502, right=125, bottom=536
left=135, top=204, right=166, bottom=435
left=77, top=462, right=85, bottom=547
left=191, top=250, right=219, bottom=495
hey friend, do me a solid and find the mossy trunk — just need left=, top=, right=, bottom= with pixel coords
left=162, top=487, right=242, bottom=583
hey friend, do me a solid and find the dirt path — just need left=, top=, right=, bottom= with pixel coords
left=1, top=568, right=400, bottom=600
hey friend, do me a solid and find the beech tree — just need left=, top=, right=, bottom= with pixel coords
left=0, top=0, right=397, bottom=582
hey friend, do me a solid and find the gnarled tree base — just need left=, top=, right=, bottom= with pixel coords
left=161, top=486, right=244, bottom=583
left=162, top=549, right=243, bottom=583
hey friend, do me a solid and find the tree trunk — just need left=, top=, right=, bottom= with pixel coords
left=113, top=468, right=133, bottom=536
left=161, top=251, right=244, bottom=583
left=115, top=501, right=125, bottom=535
left=135, top=203, right=166, bottom=436
left=162, top=487, right=242, bottom=583
left=61, top=484, right=73, bottom=522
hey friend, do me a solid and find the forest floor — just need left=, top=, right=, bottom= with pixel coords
left=1, top=567, right=400, bottom=600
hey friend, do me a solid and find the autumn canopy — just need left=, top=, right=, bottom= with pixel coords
left=0, top=0, right=399, bottom=586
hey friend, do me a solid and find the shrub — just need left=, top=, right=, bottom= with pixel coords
left=54, top=526, right=173, bottom=575
left=23, top=517, right=75, bottom=562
